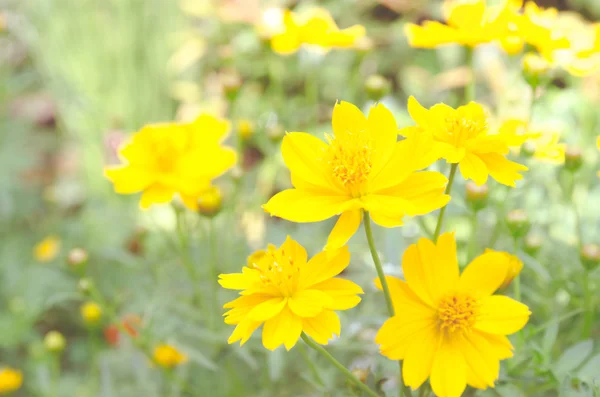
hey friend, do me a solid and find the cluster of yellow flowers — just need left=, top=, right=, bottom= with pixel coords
left=406, top=0, right=600, bottom=76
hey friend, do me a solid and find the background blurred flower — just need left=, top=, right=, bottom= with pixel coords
left=0, top=367, right=22, bottom=394
left=43, top=331, right=66, bottom=353
left=376, top=233, right=530, bottom=397
left=104, top=114, right=236, bottom=210
left=153, top=344, right=187, bottom=369
left=219, top=237, right=363, bottom=350
left=80, top=302, right=102, bottom=325
left=33, top=235, right=61, bottom=263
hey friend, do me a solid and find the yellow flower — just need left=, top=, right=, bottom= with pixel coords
left=196, top=186, right=223, bottom=217
left=104, top=114, right=236, bottom=210
left=153, top=344, right=187, bottom=368
left=518, top=2, right=571, bottom=55
left=219, top=236, right=363, bottom=350
left=0, top=367, right=23, bottom=394
left=237, top=119, right=255, bottom=141
left=499, top=120, right=566, bottom=164
left=33, top=235, right=61, bottom=263
left=80, top=302, right=102, bottom=325
left=271, top=8, right=365, bottom=55
left=484, top=249, right=524, bottom=290
left=404, top=0, right=518, bottom=49
left=376, top=233, right=531, bottom=397
left=263, top=101, right=450, bottom=249
left=405, top=97, right=527, bottom=187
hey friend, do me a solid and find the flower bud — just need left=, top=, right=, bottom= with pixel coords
left=522, top=52, right=550, bottom=88
left=580, top=244, right=600, bottom=271
left=465, top=182, right=488, bottom=211
left=267, top=124, right=285, bottom=142
left=197, top=187, right=223, bottom=217
left=506, top=209, right=530, bottom=239
left=365, top=75, right=390, bottom=101
left=351, top=368, right=369, bottom=384
left=354, top=36, right=374, bottom=54
left=67, top=248, right=88, bottom=271
left=237, top=119, right=255, bottom=141
left=521, top=141, right=536, bottom=158
left=78, top=278, right=92, bottom=295
left=221, top=71, right=242, bottom=102
left=104, top=325, right=120, bottom=346
left=524, top=232, right=543, bottom=256
left=564, top=145, right=583, bottom=172
left=485, top=249, right=524, bottom=290
left=44, top=331, right=66, bottom=353
left=81, top=301, right=102, bottom=326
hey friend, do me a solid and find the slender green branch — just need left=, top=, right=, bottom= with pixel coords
left=173, top=206, right=202, bottom=308
left=433, top=164, right=459, bottom=241
left=300, top=333, right=380, bottom=397
left=298, top=342, right=325, bottom=387
left=583, top=271, right=593, bottom=338
left=465, top=47, right=476, bottom=103
left=364, top=212, right=413, bottom=397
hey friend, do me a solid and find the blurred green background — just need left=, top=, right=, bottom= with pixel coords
left=1, top=0, right=600, bottom=396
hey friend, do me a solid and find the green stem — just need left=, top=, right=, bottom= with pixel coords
left=433, top=164, right=459, bottom=241
left=467, top=212, right=478, bottom=262
left=513, top=239, right=524, bottom=347
left=208, top=218, right=218, bottom=330
left=583, top=271, right=593, bottom=337
left=174, top=206, right=202, bottom=308
left=364, top=212, right=412, bottom=397
left=465, top=47, right=475, bottom=103
left=300, top=333, right=380, bottom=397
left=298, top=342, right=325, bottom=387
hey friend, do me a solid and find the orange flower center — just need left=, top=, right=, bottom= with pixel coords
left=437, top=294, right=478, bottom=333
left=251, top=247, right=299, bottom=296
left=441, top=115, right=486, bottom=147
left=326, top=132, right=373, bottom=192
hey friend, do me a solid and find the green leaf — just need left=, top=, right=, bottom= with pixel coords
left=577, top=354, right=600, bottom=384
left=553, top=340, right=594, bottom=380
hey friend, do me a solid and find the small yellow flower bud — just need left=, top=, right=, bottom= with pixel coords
left=44, top=331, right=66, bottom=353
left=152, top=344, right=187, bottom=369
left=237, top=119, right=255, bottom=141
left=522, top=53, right=550, bottom=87
left=365, top=74, right=390, bottom=101
left=524, top=232, right=543, bottom=256
left=506, top=209, right=530, bottom=239
left=351, top=368, right=369, bottom=384
left=484, top=249, right=523, bottom=290
left=34, top=235, right=61, bottom=263
left=81, top=301, right=102, bottom=325
left=78, top=278, right=92, bottom=295
left=0, top=367, right=23, bottom=394
left=564, top=145, right=583, bottom=172
left=267, top=124, right=285, bottom=142
left=580, top=244, right=600, bottom=271
left=197, top=187, right=223, bottom=218
left=67, top=248, right=88, bottom=270
left=465, top=182, right=488, bottom=211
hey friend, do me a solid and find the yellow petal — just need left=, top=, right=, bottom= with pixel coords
left=374, top=276, right=430, bottom=313
left=403, top=322, right=440, bottom=389
left=104, top=166, right=155, bottom=194
left=247, top=297, right=287, bottom=322
left=288, top=290, right=332, bottom=317
left=263, top=189, right=352, bottom=222
left=262, top=307, right=302, bottom=351
left=190, top=113, right=230, bottom=142
left=478, top=153, right=527, bottom=187
left=367, top=103, right=398, bottom=176
left=404, top=22, right=459, bottom=48
left=311, top=278, right=363, bottom=310
left=474, top=295, right=531, bottom=335
left=369, top=211, right=405, bottom=227
left=325, top=210, right=362, bottom=250
left=402, top=234, right=459, bottom=307
left=475, top=331, right=514, bottom=360
left=376, top=313, right=437, bottom=360
left=271, top=32, right=301, bottom=55
left=430, top=337, right=467, bottom=397
left=298, top=246, right=351, bottom=289
left=459, top=153, right=489, bottom=185
left=228, top=319, right=262, bottom=345
left=280, top=235, right=308, bottom=266
left=458, top=332, right=500, bottom=389
left=302, top=310, right=340, bottom=345
left=458, top=251, right=511, bottom=298
left=407, top=96, right=431, bottom=128
left=282, top=132, right=338, bottom=193
left=332, top=101, right=367, bottom=139
left=140, top=185, right=175, bottom=209
left=218, top=270, right=259, bottom=290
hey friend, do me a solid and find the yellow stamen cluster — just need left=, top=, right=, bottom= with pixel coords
left=252, top=246, right=300, bottom=296
left=443, top=116, right=487, bottom=147
left=327, top=132, right=373, bottom=191
left=437, top=294, right=478, bottom=333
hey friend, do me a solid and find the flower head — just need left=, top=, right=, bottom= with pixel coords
left=271, top=8, right=365, bottom=55
left=104, top=114, right=236, bottom=210
left=263, top=101, right=450, bottom=249
left=0, top=367, right=22, bottom=394
left=81, top=302, right=102, bottom=325
left=499, top=120, right=565, bottom=164
left=405, top=0, right=520, bottom=49
left=219, top=236, right=363, bottom=350
left=376, top=233, right=530, bottom=397
left=34, top=235, right=61, bottom=262
left=153, top=344, right=187, bottom=368
left=404, top=97, right=527, bottom=187
left=44, top=331, right=66, bottom=353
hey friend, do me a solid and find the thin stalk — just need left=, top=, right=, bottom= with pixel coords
left=513, top=238, right=524, bottom=346
left=300, top=333, right=380, bottom=397
left=298, top=342, right=325, bottom=387
left=174, top=206, right=202, bottom=308
left=583, top=271, right=593, bottom=338
left=433, top=164, right=459, bottom=241
left=467, top=212, right=478, bottom=262
left=465, top=47, right=476, bottom=103
left=364, top=212, right=412, bottom=397
left=208, top=218, right=219, bottom=330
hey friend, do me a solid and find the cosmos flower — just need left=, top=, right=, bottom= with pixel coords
left=104, top=114, right=236, bottom=210
left=270, top=8, right=365, bottom=55
left=498, top=120, right=566, bottom=164
left=263, top=101, right=449, bottom=249
left=219, top=236, right=363, bottom=350
left=404, top=97, right=527, bottom=187
left=376, top=233, right=530, bottom=397
left=153, top=344, right=188, bottom=368
left=33, top=235, right=61, bottom=263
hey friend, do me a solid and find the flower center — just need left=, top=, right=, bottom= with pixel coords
left=437, top=294, right=478, bottom=333
left=326, top=132, right=373, bottom=192
left=441, top=115, right=487, bottom=147
left=250, top=246, right=299, bottom=296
